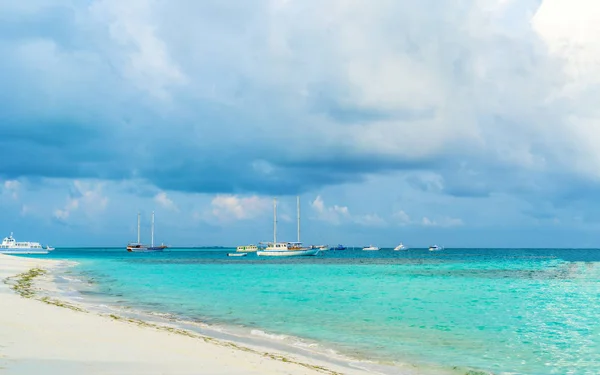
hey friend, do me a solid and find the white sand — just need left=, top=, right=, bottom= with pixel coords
left=0, top=254, right=374, bottom=375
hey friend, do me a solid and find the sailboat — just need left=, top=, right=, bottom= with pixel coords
left=256, top=197, right=320, bottom=257
left=126, top=211, right=168, bottom=252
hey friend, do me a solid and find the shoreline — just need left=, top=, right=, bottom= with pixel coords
left=0, top=254, right=398, bottom=375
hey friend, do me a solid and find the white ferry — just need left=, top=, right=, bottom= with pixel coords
left=0, top=233, right=54, bottom=254
left=236, top=245, right=258, bottom=252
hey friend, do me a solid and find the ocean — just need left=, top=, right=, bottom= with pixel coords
left=24, top=248, right=600, bottom=375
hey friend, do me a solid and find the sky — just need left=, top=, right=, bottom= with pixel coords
left=2, top=0, right=600, bottom=248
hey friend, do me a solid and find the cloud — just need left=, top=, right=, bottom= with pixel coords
left=393, top=210, right=412, bottom=226
left=1, top=0, right=597, bottom=201
left=208, top=194, right=271, bottom=222
left=54, top=180, right=108, bottom=221
left=392, top=209, right=464, bottom=228
left=421, top=216, right=464, bottom=228
left=154, top=191, right=178, bottom=211
left=2, top=180, right=20, bottom=200
left=311, top=195, right=350, bottom=225
left=311, top=195, right=385, bottom=226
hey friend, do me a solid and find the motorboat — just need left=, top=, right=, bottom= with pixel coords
left=362, top=245, right=380, bottom=251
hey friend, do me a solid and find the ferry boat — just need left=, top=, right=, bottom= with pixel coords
left=394, top=243, right=408, bottom=251
left=0, top=233, right=54, bottom=254
left=127, top=211, right=168, bottom=252
left=362, top=245, right=380, bottom=251
left=256, top=197, right=319, bottom=257
left=236, top=245, right=258, bottom=252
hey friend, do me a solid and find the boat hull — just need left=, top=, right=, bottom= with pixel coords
left=228, top=253, right=247, bottom=257
left=0, top=249, right=51, bottom=255
left=127, top=245, right=167, bottom=252
left=362, top=248, right=380, bottom=251
left=256, top=248, right=320, bottom=257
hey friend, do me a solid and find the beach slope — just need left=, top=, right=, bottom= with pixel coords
left=0, top=254, right=368, bottom=375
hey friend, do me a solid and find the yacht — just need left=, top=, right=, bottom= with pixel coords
left=311, top=245, right=329, bottom=251
left=0, top=233, right=53, bottom=254
left=429, top=245, right=443, bottom=251
left=394, top=243, right=408, bottom=251
left=331, top=244, right=347, bottom=251
left=362, top=245, right=380, bottom=251
left=257, top=197, right=320, bottom=257
left=236, top=245, right=258, bottom=252
left=127, top=211, right=168, bottom=252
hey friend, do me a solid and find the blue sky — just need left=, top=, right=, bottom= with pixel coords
left=2, top=0, right=600, bottom=248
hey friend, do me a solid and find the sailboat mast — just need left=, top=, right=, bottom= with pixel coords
left=151, top=211, right=155, bottom=247
left=137, top=212, right=140, bottom=244
left=273, top=198, right=277, bottom=244
left=297, top=196, right=300, bottom=242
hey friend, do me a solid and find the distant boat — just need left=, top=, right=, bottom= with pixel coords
left=257, top=197, right=320, bottom=257
left=127, top=211, right=168, bottom=252
left=394, top=243, right=408, bottom=251
left=429, top=245, right=443, bottom=251
left=362, top=245, right=380, bottom=251
left=236, top=245, right=258, bottom=252
left=0, top=232, right=53, bottom=254
left=311, top=245, right=329, bottom=251
left=228, top=252, right=247, bottom=257
left=331, top=244, right=347, bottom=251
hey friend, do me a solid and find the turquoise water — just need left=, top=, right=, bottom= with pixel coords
left=34, top=248, right=600, bottom=374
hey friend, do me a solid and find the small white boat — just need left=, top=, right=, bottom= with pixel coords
left=394, top=243, right=408, bottom=251
left=0, top=233, right=53, bottom=255
left=429, top=245, right=443, bottom=251
left=311, top=245, right=329, bottom=251
left=257, top=197, right=320, bottom=257
left=362, top=245, right=380, bottom=251
left=228, top=252, right=247, bottom=257
left=236, top=245, right=258, bottom=252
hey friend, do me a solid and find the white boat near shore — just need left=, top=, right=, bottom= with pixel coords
left=0, top=233, right=53, bottom=254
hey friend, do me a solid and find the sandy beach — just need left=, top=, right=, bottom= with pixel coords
left=0, top=254, right=373, bottom=375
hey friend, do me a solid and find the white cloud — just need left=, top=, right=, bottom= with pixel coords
left=311, top=195, right=351, bottom=225
left=421, top=216, right=464, bottom=227
left=2, top=180, right=20, bottom=200
left=154, top=191, right=178, bottom=211
left=54, top=180, right=109, bottom=221
left=311, top=195, right=386, bottom=226
left=209, top=194, right=271, bottom=222
left=393, top=210, right=412, bottom=226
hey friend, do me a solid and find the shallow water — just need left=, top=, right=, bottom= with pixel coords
left=30, top=248, right=600, bottom=375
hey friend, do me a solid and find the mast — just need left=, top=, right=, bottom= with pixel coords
left=137, top=212, right=140, bottom=244
left=151, top=211, right=155, bottom=247
left=273, top=198, right=277, bottom=244
left=297, top=196, right=300, bottom=242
